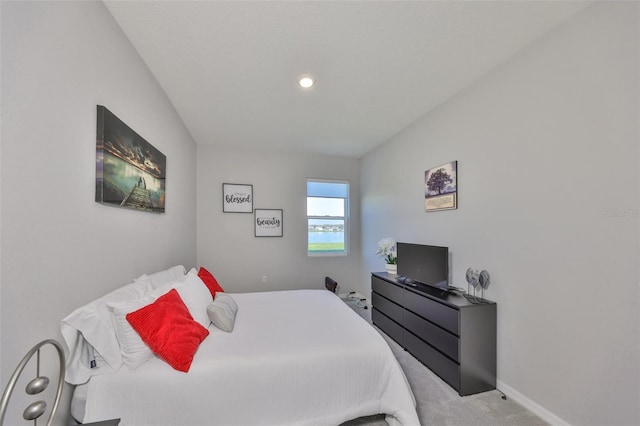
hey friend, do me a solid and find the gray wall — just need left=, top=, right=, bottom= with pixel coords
left=197, top=145, right=361, bottom=294
left=360, top=3, right=639, bottom=425
left=0, top=1, right=197, bottom=422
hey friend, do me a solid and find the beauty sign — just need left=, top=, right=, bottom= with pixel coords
left=223, top=183, right=253, bottom=213
left=255, top=209, right=283, bottom=237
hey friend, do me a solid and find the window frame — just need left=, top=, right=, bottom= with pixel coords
left=306, top=179, right=350, bottom=257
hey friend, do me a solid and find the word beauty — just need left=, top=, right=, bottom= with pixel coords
left=257, top=217, right=281, bottom=227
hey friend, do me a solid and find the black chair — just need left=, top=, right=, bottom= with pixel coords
left=325, top=276, right=338, bottom=293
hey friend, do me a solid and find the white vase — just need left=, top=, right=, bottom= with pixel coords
left=385, top=264, right=397, bottom=275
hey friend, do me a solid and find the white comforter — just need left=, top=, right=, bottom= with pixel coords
left=82, top=289, right=419, bottom=426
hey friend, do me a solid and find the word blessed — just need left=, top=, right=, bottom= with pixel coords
left=603, top=208, right=639, bottom=218
left=225, top=193, right=251, bottom=204
left=257, top=217, right=281, bottom=227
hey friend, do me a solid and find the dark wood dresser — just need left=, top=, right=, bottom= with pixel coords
left=371, top=272, right=496, bottom=396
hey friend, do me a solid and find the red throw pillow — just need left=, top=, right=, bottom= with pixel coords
left=126, top=289, right=209, bottom=372
left=198, top=267, right=224, bottom=298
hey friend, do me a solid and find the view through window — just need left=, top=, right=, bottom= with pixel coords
left=307, top=180, right=349, bottom=255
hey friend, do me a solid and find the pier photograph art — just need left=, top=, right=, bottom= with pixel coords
left=95, top=106, right=166, bottom=213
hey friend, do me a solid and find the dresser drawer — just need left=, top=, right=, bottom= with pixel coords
left=404, top=309, right=459, bottom=362
left=404, top=290, right=459, bottom=335
left=404, top=331, right=459, bottom=391
left=372, top=292, right=403, bottom=324
left=372, top=309, right=404, bottom=347
left=372, top=276, right=403, bottom=305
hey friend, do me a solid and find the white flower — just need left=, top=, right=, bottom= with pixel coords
left=376, top=238, right=397, bottom=264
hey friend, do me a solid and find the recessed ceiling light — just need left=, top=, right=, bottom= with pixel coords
left=299, top=75, right=315, bottom=89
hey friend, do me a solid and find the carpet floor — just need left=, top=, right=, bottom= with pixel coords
left=343, top=306, right=548, bottom=426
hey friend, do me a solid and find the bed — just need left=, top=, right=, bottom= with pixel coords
left=61, top=267, right=419, bottom=426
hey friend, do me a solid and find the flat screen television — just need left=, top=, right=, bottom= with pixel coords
left=397, top=242, right=449, bottom=291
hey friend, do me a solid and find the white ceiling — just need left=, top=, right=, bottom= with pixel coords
left=104, top=0, right=590, bottom=159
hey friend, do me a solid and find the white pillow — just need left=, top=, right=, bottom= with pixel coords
left=109, top=271, right=212, bottom=370
left=108, top=290, right=160, bottom=370
left=207, top=293, right=238, bottom=332
left=136, top=265, right=186, bottom=289
left=60, top=277, right=153, bottom=384
left=177, top=269, right=214, bottom=328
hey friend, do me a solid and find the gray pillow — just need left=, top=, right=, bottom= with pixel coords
left=207, top=294, right=238, bottom=332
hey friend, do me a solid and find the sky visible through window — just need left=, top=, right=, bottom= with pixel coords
left=307, top=197, right=344, bottom=217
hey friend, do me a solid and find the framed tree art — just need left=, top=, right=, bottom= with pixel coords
left=222, top=183, right=253, bottom=213
left=425, top=161, right=457, bottom=212
left=255, top=209, right=283, bottom=237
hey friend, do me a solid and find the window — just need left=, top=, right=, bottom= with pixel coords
left=307, top=179, right=349, bottom=256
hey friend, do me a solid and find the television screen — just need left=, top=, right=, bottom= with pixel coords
left=397, top=242, right=449, bottom=291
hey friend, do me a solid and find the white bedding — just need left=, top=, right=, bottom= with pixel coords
left=81, top=289, right=419, bottom=425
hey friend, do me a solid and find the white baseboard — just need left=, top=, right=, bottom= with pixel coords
left=497, top=380, right=570, bottom=426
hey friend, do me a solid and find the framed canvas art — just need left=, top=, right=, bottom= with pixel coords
left=425, top=161, right=457, bottom=212
left=222, top=183, right=253, bottom=213
left=95, top=106, right=166, bottom=213
left=255, top=209, right=283, bottom=237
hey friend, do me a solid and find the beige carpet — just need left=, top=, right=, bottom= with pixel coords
left=342, top=306, right=547, bottom=426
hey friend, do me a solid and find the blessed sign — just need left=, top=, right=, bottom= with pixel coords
left=223, top=184, right=253, bottom=213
